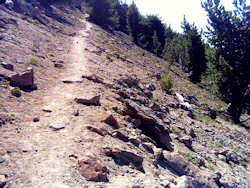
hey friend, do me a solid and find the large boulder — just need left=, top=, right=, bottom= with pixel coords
left=123, top=99, right=173, bottom=151
left=9, top=67, right=36, bottom=89
left=78, top=155, right=109, bottom=182
left=162, top=152, right=199, bottom=177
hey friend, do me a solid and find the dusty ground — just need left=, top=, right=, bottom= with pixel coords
left=0, top=4, right=249, bottom=188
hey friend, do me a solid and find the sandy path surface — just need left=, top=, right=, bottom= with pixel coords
left=12, top=20, right=96, bottom=188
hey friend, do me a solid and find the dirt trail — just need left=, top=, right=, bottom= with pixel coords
left=13, top=20, right=96, bottom=187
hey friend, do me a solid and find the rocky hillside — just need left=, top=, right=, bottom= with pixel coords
left=0, top=1, right=249, bottom=188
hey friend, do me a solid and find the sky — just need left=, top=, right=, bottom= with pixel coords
left=123, top=0, right=247, bottom=32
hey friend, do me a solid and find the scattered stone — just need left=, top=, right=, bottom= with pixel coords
left=78, top=155, right=108, bottom=182
left=5, top=0, right=14, bottom=9
left=20, top=141, right=33, bottom=152
left=117, top=77, right=139, bottom=88
left=146, top=84, right=156, bottom=91
left=49, top=123, right=66, bottom=131
left=153, top=147, right=163, bottom=165
left=188, top=128, right=196, bottom=138
left=129, top=136, right=140, bottom=146
left=180, top=135, right=192, bottom=149
left=54, top=62, right=64, bottom=68
left=142, top=142, right=154, bottom=153
left=225, top=150, right=244, bottom=164
left=0, top=174, right=6, bottom=188
left=42, top=108, right=52, bottom=113
left=0, top=157, right=5, bottom=164
left=173, top=176, right=203, bottom=188
left=75, top=95, right=100, bottom=106
left=1, top=62, right=14, bottom=71
left=208, top=108, right=217, bottom=119
left=62, top=79, right=82, bottom=84
left=162, top=152, right=199, bottom=176
left=82, top=74, right=104, bottom=84
left=86, top=126, right=108, bottom=136
left=104, top=147, right=144, bottom=171
left=112, top=130, right=129, bottom=142
left=33, top=117, right=39, bottom=122
left=149, top=102, right=162, bottom=112
left=159, top=177, right=170, bottom=187
left=102, top=114, right=120, bottom=129
left=73, top=109, right=79, bottom=116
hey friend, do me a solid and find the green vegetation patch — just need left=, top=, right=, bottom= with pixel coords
left=28, top=58, right=38, bottom=65
left=11, top=87, right=21, bottom=97
left=106, top=53, right=114, bottom=62
left=0, top=58, right=3, bottom=62
left=178, top=151, right=201, bottom=166
left=159, top=73, right=173, bottom=94
left=193, top=112, right=220, bottom=127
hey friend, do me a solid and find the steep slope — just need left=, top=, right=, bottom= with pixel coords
left=0, top=3, right=249, bottom=188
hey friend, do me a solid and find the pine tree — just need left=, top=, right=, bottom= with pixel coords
left=127, top=1, right=140, bottom=43
left=182, top=16, right=207, bottom=83
left=202, top=0, right=250, bottom=123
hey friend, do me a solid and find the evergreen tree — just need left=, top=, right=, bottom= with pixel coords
left=202, top=0, right=250, bottom=123
left=127, top=1, right=140, bottom=43
left=182, top=16, right=207, bottom=83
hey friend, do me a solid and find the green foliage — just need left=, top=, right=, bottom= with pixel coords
left=159, top=73, right=173, bottom=94
left=0, top=58, right=3, bottom=62
left=193, top=112, right=221, bottom=128
left=106, top=53, right=114, bottom=62
left=3, top=80, right=10, bottom=85
left=178, top=151, right=201, bottom=166
left=127, top=2, right=140, bottom=43
left=202, top=0, right=250, bottom=123
left=28, top=58, right=38, bottom=65
left=239, top=161, right=249, bottom=168
left=11, top=87, right=21, bottom=97
left=182, top=16, right=207, bottom=83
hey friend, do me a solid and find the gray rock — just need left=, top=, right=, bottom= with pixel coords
left=146, top=84, right=156, bottom=91
left=5, top=0, right=14, bottom=9
left=180, top=135, right=192, bottom=149
left=49, top=123, right=66, bottom=131
left=104, top=147, right=144, bottom=171
left=0, top=157, right=5, bottom=163
left=0, top=174, right=6, bottom=187
left=226, top=150, right=244, bottom=164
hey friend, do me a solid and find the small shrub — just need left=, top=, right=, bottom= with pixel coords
left=159, top=73, right=173, bottom=94
left=3, top=80, right=10, bottom=85
left=239, top=161, right=249, bottom=168
left=178, top=151, right=200, bottom=166
left=106, top=54, right=114, bottom=62
left=0, top=58, right=3, bottom=62
left=11, top=87, right=21, bottom=97
left=28, top=58, right=38, bottom=65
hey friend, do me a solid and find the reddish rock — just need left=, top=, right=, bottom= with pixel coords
left=104, top=147, right=144, bottom=171
left=86, top=125, right=108, bottom=136
left=78, top=156, right=108, bottom=182
left=102, top=114, right=120, bottom=129
left=75, top=95, right=100, bottom=106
